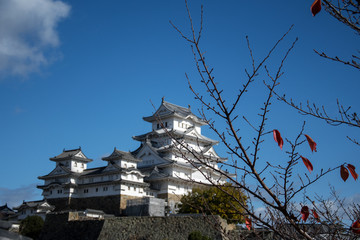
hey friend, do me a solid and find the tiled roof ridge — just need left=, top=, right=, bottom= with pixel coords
left=162, top=100, right=191, bottom=113
left=63, top=147, right=81, bottom=152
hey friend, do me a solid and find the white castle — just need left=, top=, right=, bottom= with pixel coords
left=37, top=99, right=226, bottom=215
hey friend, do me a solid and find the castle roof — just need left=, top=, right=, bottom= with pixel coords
left=38, top=165, right=75, bottom=180
left=0, top=204, right=14, bottom=213
left=50, top=148, right=92, bottom=163
left=102, top=148, right=141, bottom=162
left=13, top=199, right=54, bottom=212
left=132, top=127, right=218, bottom=145
left=143, top=100, right=207, bottom=125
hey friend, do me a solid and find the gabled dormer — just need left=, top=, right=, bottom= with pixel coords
left=102, top=148, right=141, bottom=169
left=49, top=148, right=92, bottom=173
left=142, top=98, right=207, bottom=134
left=133, top=141, right=172, bottom=168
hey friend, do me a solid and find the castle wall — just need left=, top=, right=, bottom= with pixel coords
left=46, top=195, right=141, bottom=216
left=39, top=213, right=226, bottom=240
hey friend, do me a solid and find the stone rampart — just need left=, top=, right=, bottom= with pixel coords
left=47, top=195, right=140, bottom=215
left=40, top=212, right=227, bottom=240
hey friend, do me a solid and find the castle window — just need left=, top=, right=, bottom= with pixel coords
left=128, top=186, right=130, bottom=190
left=157, top=123, right=159, bottom=129
left=103, top=187, right=108, bottom=191
left=57, top=189, right=62, bottom=194
left=165, top=122, right=168, bottom=127
left=84, top=189, right=89, bottom=193
left=96, top=188, right=98, bottom=192
left=82, top=163, right=84, bottom=168
left=50, top=191, right=52, bottom=194
left=74, top=162, right=77, bottom=167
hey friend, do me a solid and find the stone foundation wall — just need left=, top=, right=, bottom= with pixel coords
left=46, top=198, right=70, bottom=212
left=40, top=212, right=104, bottom=240
left=40, top=213, right=227, bottom=240
left=119, top=195, right=138, bottom=211
left=47, top=195, right=141, bottom=216
left=157, top=193, right=181, bottom=202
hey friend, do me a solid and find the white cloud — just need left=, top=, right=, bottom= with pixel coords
left=0, top=184, right=42, bottom=208
left=0, top=0, right=70, bottom=77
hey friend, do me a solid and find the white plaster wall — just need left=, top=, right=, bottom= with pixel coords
left=190, top=170, right=213, bottom=184
left=70, top=182, right=147, bottom=198
left=194, top=124, right=201, bottom=134
left=167, top=182, right=191, bottom=196
left=76, top=184, right=121, bottom=198
left=70, top=161, right=87, bottom=173
left=119, top=160, right=136, bottom=169
left=119, top=184, right=145, bottom=197
left=45, top=186, right=66, bottom=199
left=151, top=118, right=174, bottom=131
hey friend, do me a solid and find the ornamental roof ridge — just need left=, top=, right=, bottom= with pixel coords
left=102, top=148, right=141, bottom=162
left=142, top=99, right=207, bottom=125
left=0, top=204, right=14, bottom=212
left=13, top=199, right=54, bottom=210
left=50, top=147, right=92, bottom=162
left=173, top=128, right=219, bottom=144
left=38, top=164, right=74, bottom=179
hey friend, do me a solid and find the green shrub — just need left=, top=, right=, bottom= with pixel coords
left=188, top=231, right=212, bottom=240
left=20, top=215, right=44, bottom=239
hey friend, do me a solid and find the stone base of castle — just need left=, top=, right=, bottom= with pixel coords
left=46, top=195, right=140, bottom=216
left=157, top=193, right=181, bottom=202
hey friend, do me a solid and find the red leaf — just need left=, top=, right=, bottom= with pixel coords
left=301, top=156, right=313, bottom=173
left=341, top=165, right=349, bottom=182
left=347, top=164, right=359, bottom=181
left=305, top=134, right=317, bottom=152
left=273, top=129, right=284, bottom=150
left=311, top=0, right=322, bottom=16
left=311, top=209, right=320, bottom=222
left=245, top=218, right=252, bottom=230
left=301, top=206, right=310, bottom=222
left=352, top=220, right=360, bottom=234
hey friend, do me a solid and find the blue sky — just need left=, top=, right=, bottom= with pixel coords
left=0, top=0, right=359, bottom=208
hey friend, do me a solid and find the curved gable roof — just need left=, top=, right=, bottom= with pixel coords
left=102, top=148, right=141, bottom=162
left=143, top=100, right=206, bottom=125
left=50, top=148, right=92, bottom=163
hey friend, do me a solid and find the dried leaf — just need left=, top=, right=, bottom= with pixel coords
left=347, top=164, right=359, bottom=181
left=245, top=218, right=252, bottom=230
left=352, top=220, right=360, bottom=234
left=273, top=129, right=283, bottom=150
left=301, top=156, right=313, bottom=173
left=341, top=165, right=349, bottom=182
left=312, top=209, right=320, bottom=222
left=301, top=206, right=310, bottom=222
left=311, top=0, right=322, bottom=16
left=305, top=134, right=317, bottom=152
